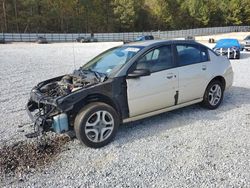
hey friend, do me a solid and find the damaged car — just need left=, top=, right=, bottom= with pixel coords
left=26, top=40, right=234, bottom=148
left=213, top=38, right=241, bottom=59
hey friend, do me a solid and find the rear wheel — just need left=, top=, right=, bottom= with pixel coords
left=74, top=102, right=120, bottom=148
left=201, top=80, right=224, bottom=109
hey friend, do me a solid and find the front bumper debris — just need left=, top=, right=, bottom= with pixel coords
left=25, top=87, right=63, bottom=138
left=25, top=100, right=55, bottom=138
left=214, top=48, right=238, bottom=59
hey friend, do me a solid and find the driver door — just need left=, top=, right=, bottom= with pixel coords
left=126, top=45, right=179, bottom=117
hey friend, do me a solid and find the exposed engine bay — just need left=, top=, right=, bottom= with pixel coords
left=25, top=68, right=106, bottom=138
left=39, top=69, right=102, bottom=98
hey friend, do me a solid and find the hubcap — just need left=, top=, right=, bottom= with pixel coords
left=85, top=110, right=114, bottom=143
left=208, top=84, right=222, bottom=106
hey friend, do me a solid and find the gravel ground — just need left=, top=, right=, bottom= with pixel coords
left=0, top=42, right=250, bottom=187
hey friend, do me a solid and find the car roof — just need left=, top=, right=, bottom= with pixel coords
left=136, top=35, right=153, bottom=37
left=215, top=38, right=240, bottom=48
left=217, top=38, right=238, bottom=42
left=124, top=40, right=200, bottom=47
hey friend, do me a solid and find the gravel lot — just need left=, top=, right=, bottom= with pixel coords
left=0, top=42, right=250, bottom=187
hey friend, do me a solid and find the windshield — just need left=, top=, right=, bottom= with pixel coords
left=82, top=46, right=143, bottom=75
left=245, top=36, right=250, bottom=40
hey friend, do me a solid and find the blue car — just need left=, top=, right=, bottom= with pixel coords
left=135, top=35, right=154, bottom=42
left=213, top=39, right=241, bottom=59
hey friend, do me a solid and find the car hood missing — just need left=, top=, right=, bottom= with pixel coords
left=38, top=68, right=105, bottom=98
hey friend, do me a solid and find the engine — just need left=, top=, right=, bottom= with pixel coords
left=39, top=70, right=99, bottom=98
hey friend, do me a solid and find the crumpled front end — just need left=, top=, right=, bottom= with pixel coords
left=214, top=47, right=239, bottom=59
left=26, top=69, right=101, bottom=137
left=26, top=88, right=62, bottom=137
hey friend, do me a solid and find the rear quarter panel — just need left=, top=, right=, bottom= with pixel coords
left=206, top=50, right=234, bottom=90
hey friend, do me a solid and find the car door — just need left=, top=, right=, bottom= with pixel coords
left=126, top=45, right=179, bottom=117
left=174, top=43, right=210, bottom=104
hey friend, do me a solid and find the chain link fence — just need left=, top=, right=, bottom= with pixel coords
left=0, top=26, right=249, bottom=42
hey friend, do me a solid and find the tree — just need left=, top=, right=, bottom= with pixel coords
left=221, top=0, right=245, bottom=25
left=181, top=0, right=210, bottom=27
left=0, top=0, right=249, bottom=33
left=112, top=0, right=138, bottom=31
left=144, top=0, right=172, bottom=30
left=242, top=0, right=250, bottom=25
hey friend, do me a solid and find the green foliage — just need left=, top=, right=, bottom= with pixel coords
left=0, top=0, right=249, bottom=33
left=182, top=0, right=210, bottom=26
left=145, top=0, right=172, bottom=30
left=112, top=0, right=136, bottom=31
left=222, top=0, right=244, bottom=25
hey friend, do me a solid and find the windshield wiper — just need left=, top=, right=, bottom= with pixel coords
left=80, top=68, right=107, bottom=81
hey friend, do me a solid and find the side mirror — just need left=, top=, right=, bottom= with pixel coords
left=127, top=69, right=150, bottom=78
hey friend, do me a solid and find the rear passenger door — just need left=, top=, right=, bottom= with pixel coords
left=174, top=43, right=210, bottom=104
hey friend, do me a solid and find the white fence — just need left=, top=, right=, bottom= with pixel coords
left=1, top=26, right=249, bottom=42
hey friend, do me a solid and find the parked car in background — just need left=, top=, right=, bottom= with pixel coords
left=0, top=37, right=5, bottom=44
left=185, top=36, right=195, bottom=40
left=36, top=36, right=48, bottom=44
left=76, top=36, right=86, bottom=43
left=26, top=40, right=233, bottom=148
left=135, top=35, right=154, bottom=42
left=85, top=37, right=98, bottom=42
left=213, top=39, right=241, bottom=59
left=76, top=36, right=98, bottom=43
left=243, top=35, right=250, bottom=51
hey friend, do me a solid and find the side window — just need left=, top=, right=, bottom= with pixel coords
left=143, top=49, right=159, bottom=61
left=176, top=44, right=209, bottom=66
left=136, top=45, right=174, bottom=73
left=200, top=46, right=209, bottom=62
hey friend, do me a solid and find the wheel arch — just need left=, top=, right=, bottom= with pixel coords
left=72, top=93, right=122, bottom=121
left=202, top=75, right=226, bottom=98
left=208, top=76, right=226, bottom=90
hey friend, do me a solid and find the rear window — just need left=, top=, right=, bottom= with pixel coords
left=148, top=36, right=154, bottom=40
left=176, top=44, right=209, bottom=66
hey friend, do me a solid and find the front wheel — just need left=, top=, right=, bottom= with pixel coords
left=236, top=51, right=240, bottom=59
left=74, top=102, right=120, bottom=148
left=201, top=80, right=224, bottom=109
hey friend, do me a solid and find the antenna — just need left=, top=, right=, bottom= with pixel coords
left=72, top=41, right=76, bottom=70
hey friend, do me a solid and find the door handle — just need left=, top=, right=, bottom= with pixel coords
left=202, top=65, right=207, bottom=71
left=166, top=73, right=174, bottom=79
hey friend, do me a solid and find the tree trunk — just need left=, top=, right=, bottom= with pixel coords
left=85, top=7, right=89, bottom=33
left=105, top=0, right=109, bottom=32
left=2, top=0, right=7, bottom=32
left=14, top=0, right=19, bottom=33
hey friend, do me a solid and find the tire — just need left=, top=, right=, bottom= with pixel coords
left=236, top=51, right=240, bottom=59
left=74, top=102, right=120, bottom=148
left=201, top=80, right=224, bottom=110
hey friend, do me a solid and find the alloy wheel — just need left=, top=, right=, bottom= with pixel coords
left=208, top=84, right=222, bottom=106
left=85, top=110, right=114, bottom=143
